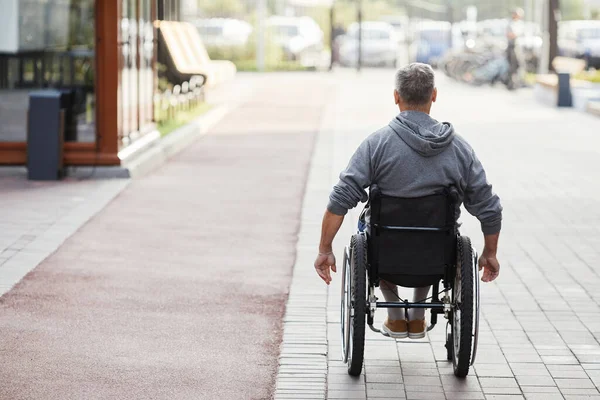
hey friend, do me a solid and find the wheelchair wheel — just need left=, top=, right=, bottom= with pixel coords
left=341, top=247, right=351, bottom=363
left=343, top=233, right=367, bottom=376
left=451, top=236, right=475, bottom=378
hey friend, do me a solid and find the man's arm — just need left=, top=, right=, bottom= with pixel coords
left=315, top=138, right=373, bottom=284
left=314, top=210, right=345, bottom=285
left=464, top=150, right=502, bottom=282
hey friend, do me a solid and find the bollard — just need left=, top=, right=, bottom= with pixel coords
left=27, top=90, right=65, bottom=180
left=557, top=72, right=573, bottom=107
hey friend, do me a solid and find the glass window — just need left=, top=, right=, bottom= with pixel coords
left=0, top=0, right=96, bottom=143
left=118, top=0, right=155, bottom=147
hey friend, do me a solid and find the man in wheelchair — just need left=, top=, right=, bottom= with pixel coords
left=314, top=63, right=502, bottom=341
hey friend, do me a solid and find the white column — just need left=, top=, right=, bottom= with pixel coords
left=180, top=0, right=199, bottom=22
left=257, top=0, right=267, bottom=72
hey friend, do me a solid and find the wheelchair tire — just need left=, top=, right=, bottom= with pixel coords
left=451, top=235, right=474, bottom=378
left=347, top=233, right=367, bottom=377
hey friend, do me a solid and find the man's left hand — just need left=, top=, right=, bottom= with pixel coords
left=314, top=252, right=336, bottom=285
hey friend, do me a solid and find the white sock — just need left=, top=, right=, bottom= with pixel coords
left=379, top=280, right=405, bottom=321
left=408, top=286, right=431, bottom=321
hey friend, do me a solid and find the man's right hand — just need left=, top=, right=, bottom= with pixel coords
left=314, top=252, right=336, bottom=285
left=478, top=250, right=500, bottom=282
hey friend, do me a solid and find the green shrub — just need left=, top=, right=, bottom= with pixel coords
left=576, top=70, right=600, bottom=83
left=205, top=31, right=292, bottom=70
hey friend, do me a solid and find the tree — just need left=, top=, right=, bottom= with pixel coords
left=197, top=0, right=245, bottom=18
left=560, top=0, right=585, bottom=20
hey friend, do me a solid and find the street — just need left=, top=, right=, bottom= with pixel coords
left=1, top=69, right=600, bottom=400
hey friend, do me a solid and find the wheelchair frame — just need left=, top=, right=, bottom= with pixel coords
left=340, top=224, right=480, bottom=378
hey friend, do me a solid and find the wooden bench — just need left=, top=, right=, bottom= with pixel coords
left=552, top=56, right=586, bottom=75
left=157, top=21, right=236, bottom=88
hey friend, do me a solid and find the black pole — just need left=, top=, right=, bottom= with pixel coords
left=548, top=0, right=560, bottom=71
left=330, top=5, right=335, bottom=71
left=357, top=0, right=362, bottom=71
left=446, top=0, right=453, bottom=49
left=158, top=0, right=165, bottom=20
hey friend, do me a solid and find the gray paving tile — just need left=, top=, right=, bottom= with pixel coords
left=444, top=392, right=485, bottom=400
left=515, top=375, right=557, bottom=387
left=402, top=376, right=441, bottom=386
left=365, top=373, right=404, bottom=384
left=327, top=383, right=365, bottom=391
left=560, top=388, right=600, bottom=395
left=524, top=395, right=564, bottom=400
left=521, top=386, right=562, bottom=394
left=547, top=365, right=588, bottom=379
left=484, top=396, right=525, bottom=400
left=509, top=363, right=551, bottom=376
left=327, top=390, right=366, bottom=399
left=479, top=378, right=520, bottom=389
left=366, top=383, right=404, bottom=391
left=367, top=389, right=406, bottom=398
left=555, top=378, right=597, bottom=389
left=365, top=366, right=402, bottom=375
left=475, top=364, right=515, bottom=378
left=405, top=392, right=445, bottom=400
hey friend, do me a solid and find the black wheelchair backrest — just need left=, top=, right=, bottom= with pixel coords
left=368, top=187, right=458, bottom=287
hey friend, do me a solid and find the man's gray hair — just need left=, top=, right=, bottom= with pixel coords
left=394, top=63, right=435, bottom=106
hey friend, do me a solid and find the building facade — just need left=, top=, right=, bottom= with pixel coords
left=0, top=0, right=180, bottom=166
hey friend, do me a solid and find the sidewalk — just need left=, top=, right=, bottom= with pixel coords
left=276, top=69, right=600, bottom=400
left=0, top=175, right=128, bottom=295
left=0, top=73, right=333, bottom=400
left=2, top=70, right=600, bottom=400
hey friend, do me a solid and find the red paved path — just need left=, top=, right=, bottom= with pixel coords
left=0, top=75, right=331, bottom=400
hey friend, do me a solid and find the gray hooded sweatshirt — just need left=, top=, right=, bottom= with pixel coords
left=327, top=111, right=502, bottom=235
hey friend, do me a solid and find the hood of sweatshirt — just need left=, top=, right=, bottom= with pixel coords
left=388, top=111, right=455, bottom=157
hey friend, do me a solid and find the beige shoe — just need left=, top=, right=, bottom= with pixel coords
left=382, top=318, right=408, bottom=338
left=408, top=319, right=427, bottom=339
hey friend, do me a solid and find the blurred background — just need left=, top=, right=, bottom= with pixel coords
left=183, top=0, right=600, bottom=74
left=0, top=0, right=599, bottom=168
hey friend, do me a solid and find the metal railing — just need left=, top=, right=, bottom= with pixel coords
left=154, top=75, right=205, bottom=126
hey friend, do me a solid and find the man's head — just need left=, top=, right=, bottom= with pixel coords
left=511, top=7, right=524, bottom=20
left=394, top=63, right=437, bottom=114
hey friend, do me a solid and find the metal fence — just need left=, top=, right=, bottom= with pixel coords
left=154, top=76, right=205, bottom=126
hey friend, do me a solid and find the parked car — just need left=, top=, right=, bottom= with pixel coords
left=194, top=18, right=253, bottom=47
left=338, top=21, right=402, bottom=68
left=409, top=20, right=452, bottom=66
left=266, top=16, right=324, bottom=64
left=559, top=20, right=600, bottom=68
left=379, top=16, right=409, bottom=43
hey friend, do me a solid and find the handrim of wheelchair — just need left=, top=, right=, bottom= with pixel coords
left=340, top=188, right=481, bottom=378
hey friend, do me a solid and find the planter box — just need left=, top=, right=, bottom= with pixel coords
left=572, top=83, right=600, bottom=112
left=534, top=73, right=600, bottom=110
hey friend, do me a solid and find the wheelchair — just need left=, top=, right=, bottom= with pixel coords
left=340, top=187, right=480, bottom=378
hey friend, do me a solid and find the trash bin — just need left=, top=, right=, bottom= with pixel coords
left=557, top=72, right=573, bottom=108
left=27, top=90, right=65, bottom=181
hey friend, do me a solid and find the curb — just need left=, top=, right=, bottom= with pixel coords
left=0, top=104, right=231, bottom=181
left=67, top=104, right=231, bottom=180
